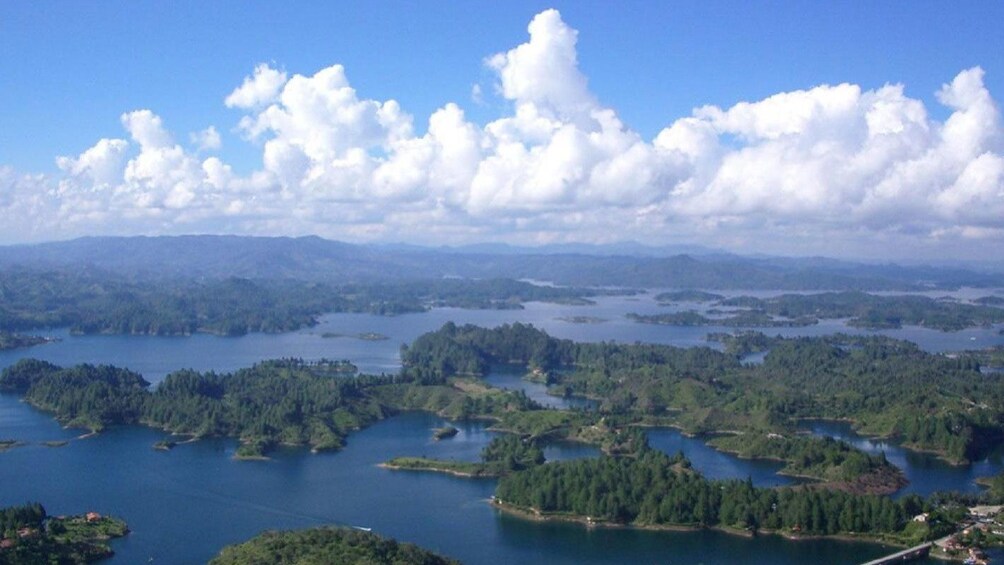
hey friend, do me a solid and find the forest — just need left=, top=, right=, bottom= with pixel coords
left=207, top=526, right=460, bottom=565
left=493, top=445, right=948, bottom=545
left=4, top=322, right=1004, bottom=549
left=0, top=269, right=614, bottom=337
left=384, top=434, right=546, bottom=477
left=634, top=290, right=1004, bottom=331
left=400, top=323, right=1003, bottom=464
left=0, top=356, right=543, bottom=458
left=0, top=502, right=129, bottom=564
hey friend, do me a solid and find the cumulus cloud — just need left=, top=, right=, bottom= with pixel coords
left=224, top=63, right=288, bottom=109
left=190, top=126, right=222, bottom=152
left=1, top=9, right=1002, bottom=259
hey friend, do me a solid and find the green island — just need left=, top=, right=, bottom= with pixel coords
left=0, top=502, right=128, bottom=564
left=630, top=290, right=1004, bottom=331
left=0, top=269, right=624, bottom=337
left=0, top=331, right=55, bottom=351
left=383, top=434, right=545, bottom=478
left=432, top=426, right=459, bottom=440
left=654, top=290, right=726, bottom=303
left=491, top=444, right=995, bottom=552
left=628, top=310, right=816, bottom=328
left=207, top=526, right=460, bottom=565
left=706, top=433, right=906, bottom=494
left=321, top=331, right=390, bottom=341
left=5, top=322, right=1004, bottom=555
left=555, top=316, right=607, bottom=324
left=0, top=440, right=25, bottom=453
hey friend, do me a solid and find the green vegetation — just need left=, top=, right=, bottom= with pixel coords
left=706, top=434, right=905, bottom=492
left=432, top=426, right=459, bottom=440
left=0, top=269, right=617, bottom=336
left=0, top=502, right=128, bottom=564
left=0, top=355, right=546, bottom=458
left=0, top=440, right=24, bottom=452
left=654, top=290, right=725, bottom=303
left=0, top=358, right=393, bottom=453
left=627, top=310, right=816, bottom=328
left=385, top=434, right=545, bottom=478
left=717, top=291, right=1004, bottom=331
left=0, top=331, right=53, bottom=351
left=555, top=316, right=606, bottom=324
left=207, top=527, right=460, bottom=565
left=632, top=291, right=1004, bottom=331
left=976, top=472, right=1004, bottom=500
left=402, top=323, right=1004, bottom=466
left=494, top=447, right=933, bottom=544
left=322, top=332, right=390, bottom=341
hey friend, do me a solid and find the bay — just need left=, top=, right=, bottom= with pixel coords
left=2, top=291, right=1001, bottom=563
left=0, top=397, right=905, bottom=564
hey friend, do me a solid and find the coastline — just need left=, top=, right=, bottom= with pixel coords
left=490, top=499, right=911, bottom=549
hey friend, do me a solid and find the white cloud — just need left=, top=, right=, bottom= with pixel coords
left=0, top=9, right=1002, bottom=260
left=224, top=63, right=288, bottom=109
left=190, top=126, right=222, bottom=151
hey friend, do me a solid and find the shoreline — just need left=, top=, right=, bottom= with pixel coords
left=378, top=461, right=496, bottom=479
left=490, top=500, right=911, bottom=549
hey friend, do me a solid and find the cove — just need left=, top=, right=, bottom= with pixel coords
left=1, top=396, right=915, bottom=564
left=802, top=419, right=1004, bottom=498
left=2, top=292, right=1002, bottom=382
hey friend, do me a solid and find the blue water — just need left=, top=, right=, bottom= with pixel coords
left=0, top=397, right=904, bottom=564
left=802, top=420, right=1004, bottom=498
left=4, top=293, right=1001, bottom=382
left=2, top=293, right=998, bottom=563
left=484, top=365, right=597, bottom=411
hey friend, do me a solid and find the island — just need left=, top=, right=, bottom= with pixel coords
left=0, top=331, right=56, bottom=351
left=0, top=502, right=128, bottom=563
left=6, top=322, right=1004, bottom=552
left=654, top=289, right=725, bottom=303
left=207, top=526, right=460, bottom=565
left=383, top=435, right=545, bottom=478
left=321, top=332, right=390, bottom=341
left=555, top=316, right=607, bottom=324
left=631, top=291, right=1004, bottom=331
left=432, top=426, right=459, bottom=440
left=0, top=269, right=626, bottom=337
left=0, top=439, right=25, bottom=453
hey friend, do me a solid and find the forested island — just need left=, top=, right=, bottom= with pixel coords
left=5, top=322, right=998, bottom=471
left=0, top=503, right=128, bottom=564
left=6, top=322, right=1004, bottom=554
left=0, top=269, right=621, bottom=337
left=207, top=527, right=460, bottom=565
left=633, top=290, right=1004, bottom=331
left=383, top=434, right=545, bottom=478
left=492, top=445, right=944, bottom=545
left=400, top=323, right=1004, bottom=466
left=0, top=331, right=54, bottom=351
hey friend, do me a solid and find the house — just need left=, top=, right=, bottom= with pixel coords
left=85, top=512, right=101, bottom=522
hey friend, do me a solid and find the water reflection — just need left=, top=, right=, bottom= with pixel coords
left=802, top=420, right=1004, bottom=498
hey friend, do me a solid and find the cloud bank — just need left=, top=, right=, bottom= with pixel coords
left=3, top=9, right=1002, bottom=258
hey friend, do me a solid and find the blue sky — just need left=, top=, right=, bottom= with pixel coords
left=1, top=1, right=1003, bottom=260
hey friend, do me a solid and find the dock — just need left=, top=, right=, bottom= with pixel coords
left=859, top=542, right=932, bottom=565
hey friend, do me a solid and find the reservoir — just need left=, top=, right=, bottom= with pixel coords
left=2, top=292, right=1001, bottom=563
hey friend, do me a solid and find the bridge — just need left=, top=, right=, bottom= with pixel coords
left=859, top=542, right=932, bottom=565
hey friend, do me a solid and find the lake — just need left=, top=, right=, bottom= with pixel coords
left=1, top=397, right=909, bottom=564
left=2, top=293, right=1001, bottom=563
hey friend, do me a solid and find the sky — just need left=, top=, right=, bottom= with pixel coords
left=1, top=1, right=1002, bottom=261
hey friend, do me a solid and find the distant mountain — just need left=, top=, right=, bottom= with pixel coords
left=0, top=235, right=1000, bottom=290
